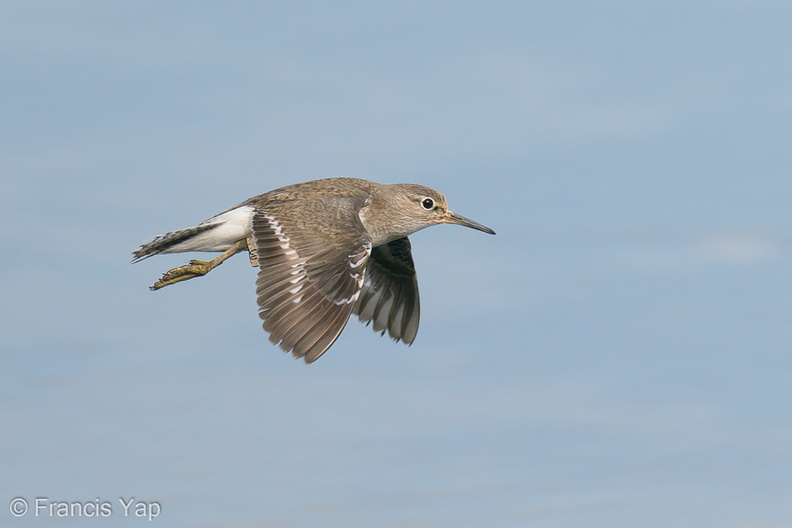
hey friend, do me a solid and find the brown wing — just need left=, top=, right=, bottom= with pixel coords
left=253, top=199, right=371, bottom=363
left=353, top=236, right=420, bottom=344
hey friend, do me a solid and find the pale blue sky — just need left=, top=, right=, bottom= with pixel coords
left=2, top=2, right=792, bottom=527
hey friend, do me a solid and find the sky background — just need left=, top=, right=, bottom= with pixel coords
left=2, top=2, right=792, bottom=527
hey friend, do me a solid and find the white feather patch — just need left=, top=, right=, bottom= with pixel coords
left=158, top=205, right=255, bottom=253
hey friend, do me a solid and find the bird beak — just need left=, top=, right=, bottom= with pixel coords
left=444, top=211, right=496, bottom=235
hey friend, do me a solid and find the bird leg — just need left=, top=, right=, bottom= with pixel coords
left=150, top=240, right=248, bottom=291
left=246, top=234, right=259, bottom=267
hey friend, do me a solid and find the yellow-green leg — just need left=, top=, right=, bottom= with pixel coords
left=150, top=240, right=247, bottom=291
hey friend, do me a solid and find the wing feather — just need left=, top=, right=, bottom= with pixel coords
left=353, top=237, right=420, bottom=345
left=252, top=201, right=371, bottom=362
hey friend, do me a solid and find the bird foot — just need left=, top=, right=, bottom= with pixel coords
left=150, top=260, right=212, bottom=290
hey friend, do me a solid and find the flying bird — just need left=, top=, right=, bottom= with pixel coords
left=133, top=178, right=495, bottom=362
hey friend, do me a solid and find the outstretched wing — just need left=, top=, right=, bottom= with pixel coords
left=353, top=236, right=420, bottom=345
left=253, top=199, right=371, bottom=363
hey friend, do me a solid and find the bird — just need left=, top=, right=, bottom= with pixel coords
left=133, top=177, right=495, bottom=363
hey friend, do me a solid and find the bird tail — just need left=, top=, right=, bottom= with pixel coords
left=132, top=223, right=218, bottom=263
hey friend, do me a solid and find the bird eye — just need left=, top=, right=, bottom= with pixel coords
left=421, top=198, right=434, bottom=210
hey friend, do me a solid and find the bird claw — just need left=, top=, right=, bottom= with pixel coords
left=150, top=260, right=211, bottom=290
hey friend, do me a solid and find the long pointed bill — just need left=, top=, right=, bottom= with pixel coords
left=445, top=211, right=496, bottom=235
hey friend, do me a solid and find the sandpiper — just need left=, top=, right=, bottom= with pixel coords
left=133, top=178, right=495, bottom=362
